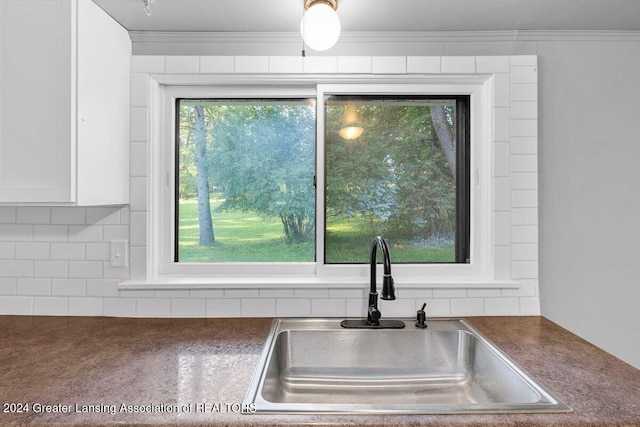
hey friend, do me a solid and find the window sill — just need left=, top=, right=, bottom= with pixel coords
left=118, top=276, right=520, bottom=290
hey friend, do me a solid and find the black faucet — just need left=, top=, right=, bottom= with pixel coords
left=366, top=236, right=396, bottom=325
left=341, top=236, right=405, bottom=329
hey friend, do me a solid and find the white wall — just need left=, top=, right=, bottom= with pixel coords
left=536, top=40, right=640, bottom=370
left=0, top=31, right=638, bottom=369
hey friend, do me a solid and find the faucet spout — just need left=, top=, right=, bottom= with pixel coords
left=340, top=236, right=404, bottom=329
left=367, top=236, right=396, bottom=325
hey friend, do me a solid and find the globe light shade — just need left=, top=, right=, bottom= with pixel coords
left=300, top=2, right=341, bottom=51
left=339, top=126, right=364, bottom=140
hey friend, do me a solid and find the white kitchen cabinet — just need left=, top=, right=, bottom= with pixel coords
left=0, top=0, right=130, bottom=205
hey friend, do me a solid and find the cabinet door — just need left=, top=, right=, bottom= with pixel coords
left=0, top=0, right=74, bottom=203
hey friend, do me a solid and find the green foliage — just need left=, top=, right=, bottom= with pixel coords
left=325, top=101, right=457, bottom=253
left=206, top=103, right=316, bottom=243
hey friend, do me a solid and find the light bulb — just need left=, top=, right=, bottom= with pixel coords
left=300, top=3, right=341, bottom=51
left=339, top=126, right=364, bottom=140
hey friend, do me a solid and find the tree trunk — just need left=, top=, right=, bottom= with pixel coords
left=193, top=106, right=215, bottom=246
left=429, top=106, right=456, bottom=177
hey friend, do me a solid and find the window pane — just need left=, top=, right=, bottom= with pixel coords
left=176, top=99, right=316, bottom=262
left=325, top=96, right=465, bottom=264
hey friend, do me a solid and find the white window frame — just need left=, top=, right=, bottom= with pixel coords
left=143, top=73, right=511, bottom=289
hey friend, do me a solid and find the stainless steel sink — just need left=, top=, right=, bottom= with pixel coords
left=244, top=318, right=572, bottom=414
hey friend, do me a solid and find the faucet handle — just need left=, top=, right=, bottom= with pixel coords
left=415, top=302, right=427, bottom=329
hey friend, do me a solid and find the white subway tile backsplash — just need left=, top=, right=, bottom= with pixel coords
left=34, top=297, right=68, bottom=315
left=171, top=298, right=206, bottom=317
left=512, top=262, right=539, bottom=279
left=165, top=56, right=199, bottom=74
left=493, top=107, right=510, bottom=141
left=17, top=278, right=51, bottom=296
left=0, top=224, right=33, bottom=241
left=512, top=209, right=538, bottom=227
left=200, top=56, right=234, bottom=73
left=1, top=55, right=538, bottom=319
left=276, top=298, right=311, bottom=317
left=131, top=55, right=165, bottom=73
left=189, top=289, right=224, bottom=299
left=442, top=56, right=476, bottom=73
left=129, top=177, right=148, bottom=212
left=268, top=56, right=303, bottom=74
left=103, top=225, right=129, bottom=242
left=69, top=261, right=103, bottom=279
left=50, top=243, right=85, bottom=260
left=34, top=261, right=67, bottom=278
left=511, top=101, right=538, bottom=119
left=511, top=83, right=538, bottom=101
left=303, top=56, right=338, bottom=73
left=241, top=298, right=276, bottom=317
left=493, top=73, right=510, bottom=107
left=511, top=190, right=538, bottom=208
left=451, top=298, right=484, bottom=316
left=0, top=296, right=32, bottom=314
left=86, top=279, right=120, bottom=297
left=259, top=289, right=294, bottom=298
left=427, top=299, right=451, bottom=316
left=337, top=56, right=372, bottom=73
left=206, top=298, right=241, bottom=317
left=511, top=172, right=538, bottom=190
left=33, top=225, right=67, bottom=242
left=0, top=278, right=16, bottom=295
left=433, top=289, right=467, bottom=299
left=225, top=289, right=259, bottom=299
left=69, top=225, right=103, bottom=243
left=476, top=56, right=510, bottom=73
left=104, top=298, right=136, bottom=317
left=130, top=73, right=149, bottom=108
left=512, top=244, right=538, bottom=261
left=68, top=297, right=103, bottom=316
left=485, top=297, right=520, bottom=315
left=51, top=208, right=86, bottom=225
left=407, top=56, right=441, bottom=73
left=15, top=242, right=49, bottom=260
left=52, top=279, right=86, bottom=296
left=311, top=299, right=346, bottom=316
left=510, top=65, right=538, bottom=83
left=1, top=260, right=34, bottom=277
left=0, top=242, right=15, bottom=258
left=85, top=243, right=110, bottom=260
left=519, top=297, right=540, bottom=315
left=130, top=107, right=148, bottom=142
left=234, top=56, right=269, bottom=73
left=137, top=298, right=171, bottom=317
left=0, top=207, right=17, bottom=223
left=16, top=207, right=50, bottom=224
left=372, top=56, right=406, bottom=74
left=511, top=155, right=538, bottom=172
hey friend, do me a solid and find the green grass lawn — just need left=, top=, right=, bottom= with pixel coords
left=178, top=198, right=314, bottom=262
left=178, top=198, right=454, bottom=263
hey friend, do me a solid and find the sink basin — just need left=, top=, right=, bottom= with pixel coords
left=244, top=318, right=572, bottom=414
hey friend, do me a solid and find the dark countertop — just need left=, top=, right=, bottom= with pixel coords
left=0, top=315, right=638, bottom=426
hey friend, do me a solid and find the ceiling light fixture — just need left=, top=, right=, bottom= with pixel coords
left=300, top=0, right=341, bottom=52
left=339, top=126, right=364, bottom=140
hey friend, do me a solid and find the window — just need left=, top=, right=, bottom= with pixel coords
left=172, top=88, right=470, bottom=271
left=176, top=99, right=316, bottom=263
left=323, top=95, right=470, bottom=265
left=146, top=79, right=497, bottom=285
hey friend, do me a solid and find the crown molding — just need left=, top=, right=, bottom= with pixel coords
left=129, top=30, right=640, bottom=45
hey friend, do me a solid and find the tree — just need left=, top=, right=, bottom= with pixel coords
left=325, top=101, right=457, bottom=240
left=193, top=105, right=216, bottom=246
left=207, top=104, right=315, bottom=243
